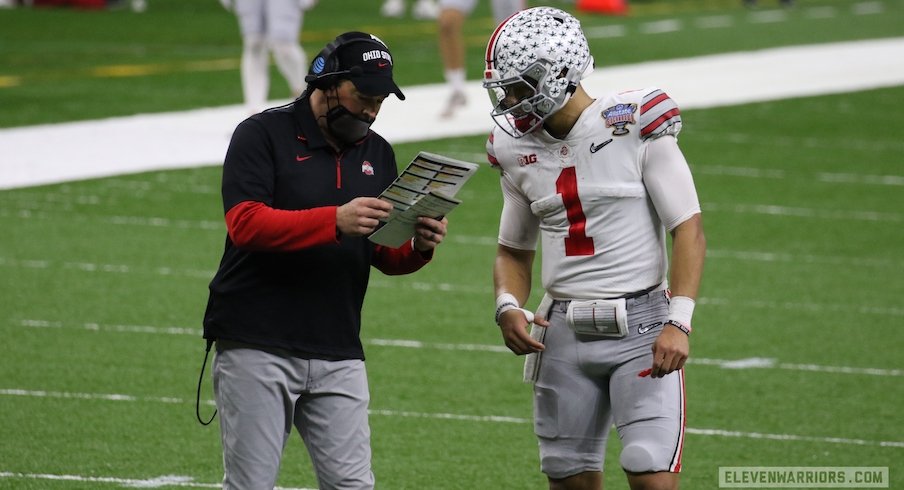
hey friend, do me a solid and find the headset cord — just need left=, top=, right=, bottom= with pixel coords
left=195, top=339, right=217, bottom=426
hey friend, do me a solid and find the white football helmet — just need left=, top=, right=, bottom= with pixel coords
left=483, top=7, right=594, bottom=138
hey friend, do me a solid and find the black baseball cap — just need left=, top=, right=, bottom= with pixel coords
left=335, top=32, right=406, bottom=100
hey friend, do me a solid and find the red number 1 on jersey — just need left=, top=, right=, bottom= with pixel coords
left=555, top=167, right=595, bottom=256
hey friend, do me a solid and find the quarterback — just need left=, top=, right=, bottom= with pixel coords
left=485, top=7, right=706, bottom=490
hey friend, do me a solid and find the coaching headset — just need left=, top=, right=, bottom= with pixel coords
left=304, top=32, right=374, bottom=90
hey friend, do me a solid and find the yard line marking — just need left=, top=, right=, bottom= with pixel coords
left=369, top=339, right=904, bottom=377
left=0, top=208, right=225, bottom=231
left=804, top=6, right=837, bottom=19
left=684, top=429, right=904, bottom=448
left=0, top=388, right=184, bottom=405
left=695, top=297, right=904, bottom=318
left=817, top=172, right=904, bottom=186
left=695, top=15, right=734, bottom=29
left=748, top=10, right=789, bottom=24
left=369, top=409, right=529, bottom=424
left=640, top=19, right=683, bottom=34
left=688, top=357, right=903, bottom=377
left=14, top=320, right=904, bottom=377
left=0, top=257, right=215, bottom=279
left=692, top=131, right=904, bottom=152
left=0, top=471, right=312, bottom=489
left=584, top=25, right=627, bottom=38
left=703, top=202, right=903, bottom=222
left=2, top=389, right=902, bottom=449
left=704, top=249, right=904, bottom=269
left=693, top=164, right=904, bottom=187
left=5, top=243, right=901, bottom=275
left=21, top=319, right=200, bottom=336
left=693, top=165, right=785, bottom=179
left=14, top=320, right=904, bottom=378
left=853, top=1, right=884, bottom=15
left=368, top=338, right=509, bottom=353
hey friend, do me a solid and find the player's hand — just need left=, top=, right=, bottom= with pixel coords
left=498, top=310, right=547, bottom=355
left=650, top=325, right=689, bottom=378
left=413, top=216, right=448, bottom=252
left=336, top=197, right=392, bottom=237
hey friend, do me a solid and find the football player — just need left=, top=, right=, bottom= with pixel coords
left=437, top=0, right=525, bottom=118
left=485, top=7, right=706, bottom=490
left=221, top=0, right=317, bottom=114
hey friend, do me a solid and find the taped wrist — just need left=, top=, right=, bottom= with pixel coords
left=495, top=293, right=519, bottom=325
left=667, top=295, right=695, bottom=335
left=495, top=293, right=534, bottom=325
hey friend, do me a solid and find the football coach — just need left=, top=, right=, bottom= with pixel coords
left=203, top=31, right=448, bottom=490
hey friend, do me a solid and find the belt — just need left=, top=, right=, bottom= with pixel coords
left=551, top=284, right=662, bottom=309
left=609, top=283, right=661, bottom=300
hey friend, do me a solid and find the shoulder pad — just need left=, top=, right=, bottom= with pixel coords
left=639, top=89, right=682, bottom=141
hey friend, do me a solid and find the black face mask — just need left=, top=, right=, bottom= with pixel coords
left=325, top=104, right=373, bottom=146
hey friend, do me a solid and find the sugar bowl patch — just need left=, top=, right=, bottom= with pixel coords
left=602, top=103, right=637, bottom=136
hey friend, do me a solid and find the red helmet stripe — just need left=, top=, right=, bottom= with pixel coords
left=485, top=11, right=521, bottom=71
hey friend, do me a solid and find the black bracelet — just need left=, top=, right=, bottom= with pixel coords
left=665, top=319, right=691, bottom=336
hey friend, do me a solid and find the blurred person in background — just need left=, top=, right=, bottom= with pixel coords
left=438, top=0, right=525, bottom=118
left=380, top=0, right=440, bottom=19
left=220, top=0, right=316, bottom=114
left=484, top=7, right=705, bottom=490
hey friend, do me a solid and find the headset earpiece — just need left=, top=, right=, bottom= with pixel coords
left=305, top=33, right=373, bottom=89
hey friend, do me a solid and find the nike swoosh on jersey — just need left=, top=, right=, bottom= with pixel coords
left=637, top=321, right=662, bottom=334
left=589, top=139, right=613, bottom=153
left=296, top=155, right=313, bottom=162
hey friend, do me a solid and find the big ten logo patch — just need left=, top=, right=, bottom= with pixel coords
left=518, top=154, right=538, bottom=166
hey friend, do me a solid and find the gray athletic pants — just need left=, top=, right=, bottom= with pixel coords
left=534, top=290, right=685, bottom=478
left=213, top=340, right=375, bottom=490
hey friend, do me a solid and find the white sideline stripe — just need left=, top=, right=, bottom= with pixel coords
left=2, top=38, right=904, bottom=190
left=14, top=320, right=904, bottom=377
left=0, top=471, right=312, bottom=489
left=2, top=389, right=902, bottom=449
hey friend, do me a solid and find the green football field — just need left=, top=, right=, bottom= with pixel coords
left=1, top=0, right=903, bottom=488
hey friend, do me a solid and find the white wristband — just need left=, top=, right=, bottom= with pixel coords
left=668, top=295, right=695, bottom=326
left=495, top=293, right=534, bottom=325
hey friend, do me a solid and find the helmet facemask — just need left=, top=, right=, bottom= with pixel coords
left=485, top=61, right=565, bottom=138
left=483, top=7, right=593, bottom=138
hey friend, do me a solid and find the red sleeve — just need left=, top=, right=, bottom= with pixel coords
left=225, top=200, right=338, bottom=252
left=372, top=240, right=434, bottom=275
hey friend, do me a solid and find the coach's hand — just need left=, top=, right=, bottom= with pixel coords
left=337, top=197, right=393, bottom=237
left=413, top=216, right=448, bottom=252
left=650, top=326, right=689, bottom=378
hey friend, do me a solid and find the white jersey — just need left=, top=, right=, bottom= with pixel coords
left=487, top=87, right=700, bottom=299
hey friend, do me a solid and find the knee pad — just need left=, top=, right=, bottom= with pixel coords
left=620, top=443, right=656, bottom=473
